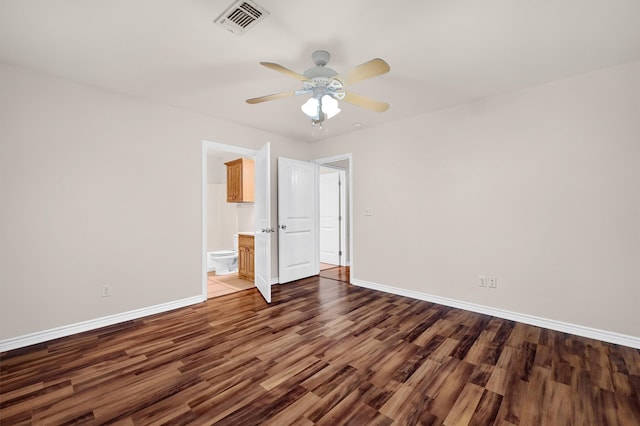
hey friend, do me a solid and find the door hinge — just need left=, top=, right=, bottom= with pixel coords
left=339, top=251, right=342, bottom=256
left=339, top=215, right=342, bottom=221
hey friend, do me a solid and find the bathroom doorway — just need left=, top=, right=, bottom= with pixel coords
left=202, top=142, right=257, bottom=299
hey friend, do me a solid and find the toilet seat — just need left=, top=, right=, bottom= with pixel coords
left=210, top=250, right=236, bottom=258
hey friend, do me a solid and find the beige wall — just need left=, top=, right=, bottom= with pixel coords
left=310, top=60, right=640, bottom=338
left=2, top=59, right=639, bottom=344
left=0, top=63, right=307, bottom=341
left=206, top=184, right=237, bottom=252
left=236, top=204, right=255, bottom=234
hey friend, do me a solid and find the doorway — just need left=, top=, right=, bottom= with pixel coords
left=319, top=166, right=347, bottom=268
left=276, top=154, right=353, bottom=285
left=313, top=154, right=352, bottom=282
left=201, top=141, right=258, bottom=300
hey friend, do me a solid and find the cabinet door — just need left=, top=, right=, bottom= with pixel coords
left=226, top=162, right=241, bottom=202
left=247, top=246, right=255, bottom=280
left=237, top=235, right=254, bottom=281
left=238, top=246, right=247, bottom=277
left=225, top=158, right=255, bottom=203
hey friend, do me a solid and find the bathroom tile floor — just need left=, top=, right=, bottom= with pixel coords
left=207, top=272, right=254, bottom=299
left=208, top=264, right=340, bottom=299
left=319, top=262, right=339, bottom=271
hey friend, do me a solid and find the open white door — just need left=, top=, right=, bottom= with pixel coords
left=254, top=143, right=271, bottom=302
left=319, top=170, right=342, bottom=265
left=278, top=157, right=318, bottom=284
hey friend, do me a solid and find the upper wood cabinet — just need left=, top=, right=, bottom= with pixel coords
left=224, top=158, right=254, bottom=203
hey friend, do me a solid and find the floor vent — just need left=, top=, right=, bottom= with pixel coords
left=214, top=0, right=270, bottom=35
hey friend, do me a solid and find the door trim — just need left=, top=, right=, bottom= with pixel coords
left=201, top=140, right=258, bottom=300
left=312, top=154, right=353, bottom=282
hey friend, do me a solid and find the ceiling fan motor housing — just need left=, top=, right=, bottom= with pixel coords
left=304, top=66, right=337, bottom=80
left=304, top=50, right=339, bottom=86
left=311, top=50, right=331, bottom=66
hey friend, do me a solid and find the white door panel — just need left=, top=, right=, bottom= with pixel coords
left=278, top=157, right=318, bottom=284
left=254, top=143, right=271, bottom=302
left=319, top=172, right=340, bottom=265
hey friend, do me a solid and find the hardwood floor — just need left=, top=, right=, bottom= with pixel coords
left=2, top=274, right=639, bottom=425
left=319, top=266, right=350, bottom=283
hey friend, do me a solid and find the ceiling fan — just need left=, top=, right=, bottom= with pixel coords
left=246, top=50, right=390, bottom=126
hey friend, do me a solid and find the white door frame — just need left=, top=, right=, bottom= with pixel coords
left=201, top=140, right=259, bottom=300
left=312, top=154, right=353, bottom=281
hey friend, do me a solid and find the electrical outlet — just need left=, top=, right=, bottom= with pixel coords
left=364, top=208, right=373, bottom=216
left=488, top=277, right=497, bottom=288
left=479, top=275, right=487, bottom=287
left=101, top=285, right=111, bottom=297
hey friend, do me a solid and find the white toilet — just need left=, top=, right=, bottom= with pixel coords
left=207, top=234, right=239, bottom=275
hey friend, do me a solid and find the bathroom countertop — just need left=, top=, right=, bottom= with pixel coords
left=237, top=232, right=255, bottom=236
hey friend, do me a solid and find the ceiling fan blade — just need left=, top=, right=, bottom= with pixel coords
left=333, top=58, right=390, bottom=86
left=260, top=62, right=311, bottom=81
left=246, top=91, right=296, bottom=104
left=342, top=92, right=389, bottom=112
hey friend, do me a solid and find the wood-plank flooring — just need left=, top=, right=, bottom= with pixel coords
left=319, top=265, right=350, bottom=283
left=2, top=272, right=640, bottom=425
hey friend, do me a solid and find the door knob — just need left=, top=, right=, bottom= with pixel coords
left=280, top=224, right=287, bottom=230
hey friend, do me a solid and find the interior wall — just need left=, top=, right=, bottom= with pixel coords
left=0, top=63, right=308, bottom=341
left=3, top=57, right=638, bottom=344
left=206, top=184, right=237, bottom=252
left=309, top=60, right=640, bottom=338
left=236, top=204, right=255, bottom=234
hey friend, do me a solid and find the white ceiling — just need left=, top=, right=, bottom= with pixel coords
left=2, top=0, right=640, bottom=142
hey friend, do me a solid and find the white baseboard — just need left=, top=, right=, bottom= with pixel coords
left=6, top=280, right=637, bottom=352
left=351, top=278, right=640, bottom=350
left=270, top=277, right=279, bottom=285
left=0, top=295, right=204, bottom=352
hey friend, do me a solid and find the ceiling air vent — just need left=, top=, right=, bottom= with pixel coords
left=215, top=0, right=270, bottom=35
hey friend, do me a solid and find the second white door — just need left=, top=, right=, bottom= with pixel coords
left=319, top=170, right=345, bottom=265
left=278, top=157, right=318, bottom=284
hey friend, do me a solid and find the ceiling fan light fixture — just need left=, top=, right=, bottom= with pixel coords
left=301, top=97, right=320, bottom=118
left=321, top=95, right=341, bottom=119
left=248, top=50, right=390, bottom=128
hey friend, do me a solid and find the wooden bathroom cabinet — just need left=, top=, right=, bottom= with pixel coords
left=224, top=158, right=254, bottom=203
left=238, top=234, right=255, bottom=281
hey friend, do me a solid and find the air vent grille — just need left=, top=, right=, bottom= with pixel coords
left=215, top=0, right=269, bottom=35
